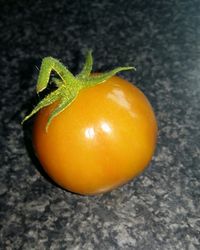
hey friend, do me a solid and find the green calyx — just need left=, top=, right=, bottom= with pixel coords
left=22, top=51, right=135, bottom=131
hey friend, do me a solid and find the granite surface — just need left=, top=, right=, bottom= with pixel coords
left=0, top=0, right=200, bottom=249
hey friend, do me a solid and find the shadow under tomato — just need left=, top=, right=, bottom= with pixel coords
left=23, top=118, right=60, bottom=188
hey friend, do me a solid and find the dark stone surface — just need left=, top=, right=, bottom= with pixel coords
left=0, top=0, right=200, bottom=249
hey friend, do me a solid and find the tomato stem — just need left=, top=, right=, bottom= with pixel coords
left=22, top=51, right=135, bottom=131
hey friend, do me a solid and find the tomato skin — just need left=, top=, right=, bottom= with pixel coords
left=33, top=76, right=157, bottom=195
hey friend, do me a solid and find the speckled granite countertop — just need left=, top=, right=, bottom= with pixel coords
left=0, top=0, right=200, bottom=249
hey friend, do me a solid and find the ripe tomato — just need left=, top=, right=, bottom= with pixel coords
left=33, top=75, right=157, bottom=195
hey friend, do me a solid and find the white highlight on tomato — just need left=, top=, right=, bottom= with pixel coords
left=101, top=122, right=112, bottom=134
left=85, top=127, right=95, bottom=139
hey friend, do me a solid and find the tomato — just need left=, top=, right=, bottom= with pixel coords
left=32, top=75, right=157, bottom=195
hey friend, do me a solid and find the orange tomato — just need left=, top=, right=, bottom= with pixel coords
left=33, top=75, right=157, bottom=195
